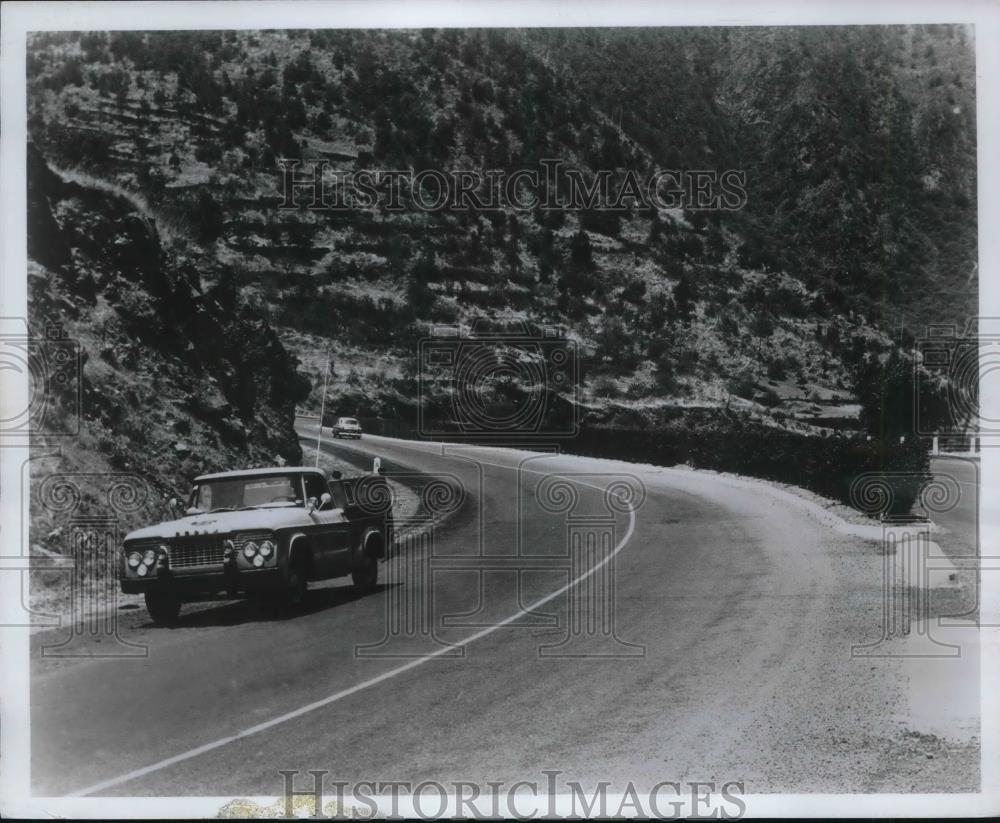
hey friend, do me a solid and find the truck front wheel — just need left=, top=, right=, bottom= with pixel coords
left=145, top=589, right=182, bottom=625
left=279, top=553, right=309, bottom=610
left=352, top=554, right=378, bottom=594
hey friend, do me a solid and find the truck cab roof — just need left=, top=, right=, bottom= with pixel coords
left=193, top=466, right=326, bottom=483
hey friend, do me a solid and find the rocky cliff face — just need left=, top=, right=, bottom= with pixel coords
left=23, top=27, right=972, bottom=438
left=27, top=141, right=309, bottom=552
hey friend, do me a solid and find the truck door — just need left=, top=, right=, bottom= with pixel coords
left=303, top=472, right=351, bottom=577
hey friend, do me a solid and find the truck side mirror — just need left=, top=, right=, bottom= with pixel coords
left=320, top=492, right=332, bottom=510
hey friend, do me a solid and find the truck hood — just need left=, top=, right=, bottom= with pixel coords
left=124, top=506, right=342, bottom=542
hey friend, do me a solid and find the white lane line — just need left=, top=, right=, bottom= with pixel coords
left=70, top=454, right=637, bottom=797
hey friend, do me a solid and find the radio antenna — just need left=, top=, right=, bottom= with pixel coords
left=315, top=352, right=333, bottom=467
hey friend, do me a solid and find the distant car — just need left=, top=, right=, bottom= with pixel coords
left=330, top=416, right=363, bottom=439
left=119, top=466, right=392, bottom=625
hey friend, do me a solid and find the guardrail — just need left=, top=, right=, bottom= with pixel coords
left=930, top=434, right=980, bottom=457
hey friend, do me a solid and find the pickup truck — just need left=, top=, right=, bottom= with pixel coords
left=119, top=465, right=392, bottom=624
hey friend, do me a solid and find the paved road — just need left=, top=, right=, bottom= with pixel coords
left=31, top=429, right=979, bottom=797
left=929, top=456, right=980, bottom=556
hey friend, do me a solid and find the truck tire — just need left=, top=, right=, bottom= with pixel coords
left=352, top=554, right=378, bottom=594
left=282, top=553, right=309, bottom=610
left=145, top=589, right=182, bottom=625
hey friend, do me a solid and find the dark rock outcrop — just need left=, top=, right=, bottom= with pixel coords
left=28, top=144, right=310, bottom=520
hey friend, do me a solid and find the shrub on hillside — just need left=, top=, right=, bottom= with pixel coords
left=592, top=375, right=620, bottom=398
left=726, top=374, right=756, bottom=400
left=756, top=387, right=782, bottom=408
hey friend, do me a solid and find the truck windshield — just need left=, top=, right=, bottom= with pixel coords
left=188, top=474, right=303, bottom=513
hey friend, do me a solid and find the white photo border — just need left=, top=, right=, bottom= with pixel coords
left=1, top=0, right=997, bottom=817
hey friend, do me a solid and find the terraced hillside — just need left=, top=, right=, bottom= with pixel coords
left=25, top=27, right=975, bottom=436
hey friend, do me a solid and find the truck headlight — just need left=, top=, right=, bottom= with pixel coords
left=137, top=564, right=148, bottom=577
left=252, top=554, right=265, bottom=567
left=243, top=541, right=259, bottom=559
left=127, top=552, right=142, bottom=568
left=142, top=549, right=156, bottom=565
left=259, top=540, right=275, bottom=558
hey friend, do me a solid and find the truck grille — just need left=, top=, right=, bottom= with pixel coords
left=169, top=531, right=273, bottom=569
left=169, top=534, right=227, bottom=569
left=125, top=532, right=274, bottom=571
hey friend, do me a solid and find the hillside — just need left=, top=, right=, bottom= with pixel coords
left=530, top=25, right=977, bottom=334
left=26, top=141, right=309, bottom=557
left=24, top=27, right=974, bottom=438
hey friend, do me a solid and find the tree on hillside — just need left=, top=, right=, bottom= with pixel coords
left=407, top=248, right=438, bottom=316
left=751, top=311, right=775, bottom=355
left=528, top=227, right=557, bottom=283
left=852, top=347, right=916, bottom=441
left=647, top=210, right=662, bottom=243
left=673, top=273, right=696, bottom=322
left=555, top=230, right=601, bottom=315
left=569, top=229, right=594, bottom=270
left=579, top=207, right=621, bottom=238
left=194, top=191, right=225, bottom=245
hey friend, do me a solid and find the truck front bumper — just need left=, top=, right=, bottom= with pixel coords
left=120, top=565, right=285, bottom=596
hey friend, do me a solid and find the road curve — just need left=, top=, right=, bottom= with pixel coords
left=30, top=429, right=978, bottom=796
left=929, top=456, right=980, bottom=556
